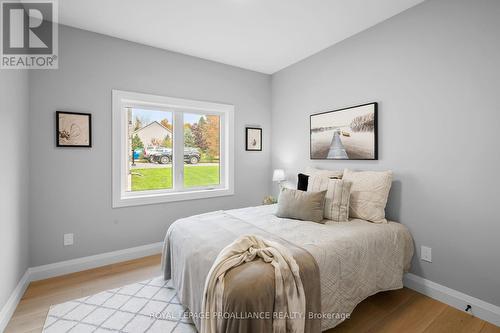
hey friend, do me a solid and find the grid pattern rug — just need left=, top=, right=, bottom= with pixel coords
left=42, top=276, right=197, bottom=333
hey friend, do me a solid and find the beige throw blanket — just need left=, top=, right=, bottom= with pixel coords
left=201, top=235, right=306, bottom=333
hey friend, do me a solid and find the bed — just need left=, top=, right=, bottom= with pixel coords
left=161, top=204, right=414, bottom=332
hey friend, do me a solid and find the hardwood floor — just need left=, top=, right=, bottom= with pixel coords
left=5, top=255, right=499, bottom=333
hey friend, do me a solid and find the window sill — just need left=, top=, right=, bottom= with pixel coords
left=112, top=187, right=234, bottom=208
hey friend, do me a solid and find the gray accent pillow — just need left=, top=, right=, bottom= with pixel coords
left=276, top=188, right=327, bottom=223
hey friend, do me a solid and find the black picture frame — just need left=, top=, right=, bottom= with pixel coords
left=56, top=111, right=92, bottom=148
left=310, top=102, right=378, bottom=160
left=245, top=127, right=262, bottom=151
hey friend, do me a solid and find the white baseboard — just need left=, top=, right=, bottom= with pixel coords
left=404, top=273, right=500, bottom=327
left=29, top=242, right=163, bottom=281
left=0, top=242, right=163, bottom=332
left=0, top=270, right=30, bottom=333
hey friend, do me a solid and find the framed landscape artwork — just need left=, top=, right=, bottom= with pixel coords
left=56, top=111, right=92, bottom=147
left=245, top=127, right=262, bottom=151
left=310, top=102, right=378, bottom=160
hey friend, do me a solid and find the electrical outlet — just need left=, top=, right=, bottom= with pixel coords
left=64, top=233, right=74, bottom=246
left=421, top=246, right=432, bottom=262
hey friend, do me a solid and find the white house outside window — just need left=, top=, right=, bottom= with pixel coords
left=112, top=90, right=234, bottom=207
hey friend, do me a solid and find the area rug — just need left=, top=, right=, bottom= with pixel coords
left=42, top=276, right=197, bottom=333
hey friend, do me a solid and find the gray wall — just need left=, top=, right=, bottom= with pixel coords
left=29, top=26, right=272, bottom=266
left=271, top=0, right=500, bottom=306
left=0, top=71, right=30, bottom=311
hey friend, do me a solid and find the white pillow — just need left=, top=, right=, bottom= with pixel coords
left=307, top=175, right=352, bottom=222
left=342, top=169, right=393, bottom=223
left=305, top=166, right=343, bottom=179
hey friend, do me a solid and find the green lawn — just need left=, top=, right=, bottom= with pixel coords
left=131, top=165, right=220, bottom=191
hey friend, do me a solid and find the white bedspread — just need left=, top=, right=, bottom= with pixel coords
left=162, top=204, right=414, bottom=331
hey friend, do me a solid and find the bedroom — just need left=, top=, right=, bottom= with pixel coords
left=1, top=0, right=499, bottom=332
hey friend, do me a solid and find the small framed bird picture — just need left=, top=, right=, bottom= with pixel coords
left=245, top=127, right=262, bottom=151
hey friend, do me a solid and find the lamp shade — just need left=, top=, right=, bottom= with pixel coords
left=272, top=169, right=285, bottom=182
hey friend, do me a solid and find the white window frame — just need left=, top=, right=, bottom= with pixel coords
left=112, top=90, right=234, bottom=208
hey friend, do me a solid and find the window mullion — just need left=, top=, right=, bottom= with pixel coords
left=173, top=111, right=184, bottom=191
left=219, top=115, right=225, bottom=188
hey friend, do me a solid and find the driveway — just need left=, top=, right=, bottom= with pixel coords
left=130, top=162, right=219, bottom=169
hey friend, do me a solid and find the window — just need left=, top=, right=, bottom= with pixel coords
left=112, top=90, right=234, bottom=207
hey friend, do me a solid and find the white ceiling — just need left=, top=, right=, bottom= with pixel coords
left=59, top=0, right=424, bottom=74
